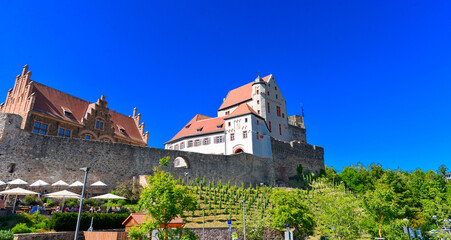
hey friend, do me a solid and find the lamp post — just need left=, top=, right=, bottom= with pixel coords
left=74, top=167, right=89, bottom=240
left=242, top=200, right=246, bottom=240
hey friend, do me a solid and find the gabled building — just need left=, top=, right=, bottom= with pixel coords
left=164, top=74, right=307, bottom=158
left=0, top=65, right=149, bottom=146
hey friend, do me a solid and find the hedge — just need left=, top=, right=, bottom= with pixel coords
left=48, top=213, right=129, bottom=231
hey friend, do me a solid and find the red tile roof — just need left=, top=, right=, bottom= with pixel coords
left=218, top=75, right=271, bottom=111
left=224, top=103, right=259, bottom=119
left=166, top=114, right=226, bottom=143
left=122, top=213, right=184, bottom=226
left=31, top=82, right=146, bottom=144
left=168, top=104, right=263, bottom=144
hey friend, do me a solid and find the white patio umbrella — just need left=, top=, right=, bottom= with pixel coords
left=45, top=190, right=81, bottom=211
left=30, top=180, right=49, bottom=187
left=90, top=181, right=107, bottom=187
left=7, top=179, right=28, bottom=185
left=0, top=181, right=5, bottom=186
left=91, top=193, right=126, bottom=212
left=69, top=181, right=84, bottom=187
left=0, top=187, right=38, bottom=213
left=52, top=180, right=69, bottom=186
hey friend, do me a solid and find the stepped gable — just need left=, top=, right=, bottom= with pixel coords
left=31, top=81, right=146, bottom=144
left=109, top=110, right=147, bottom=144
left=218, top=75, right=270, bottom=111
left=166, top=114, right=226, bottom=143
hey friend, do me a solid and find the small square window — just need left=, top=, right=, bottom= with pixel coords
left=230, top=133, right=235, bottom=141
left=243, top=131, right=247, bottom=139
left=228, top=122, right=231, bottom=127
left=245, top=118, right=248, bottom=123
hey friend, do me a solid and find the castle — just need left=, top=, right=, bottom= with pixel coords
left=165, top=74, right=308, bottom=158
left=0, top=65, right=324, bottom=188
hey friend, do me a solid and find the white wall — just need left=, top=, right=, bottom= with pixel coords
left=165, top=132, right=226, bottom=155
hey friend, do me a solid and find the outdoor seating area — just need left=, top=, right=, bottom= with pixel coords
left=0, top=178, right=126, bottom=216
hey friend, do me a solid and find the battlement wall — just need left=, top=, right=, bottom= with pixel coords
left=0, top=113, right=324, bottom=189
left=271, top=138, right=324, bottom=181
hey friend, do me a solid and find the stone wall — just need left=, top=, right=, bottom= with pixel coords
left=271, top=138, right=324, bottom=182
left=189, top=228, right=283, bottom=240
left=0, top=113, right=324, bottom=189
left=14, top=232, right=84, bottom=240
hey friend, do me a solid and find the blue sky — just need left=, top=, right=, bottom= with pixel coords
left=1, top=0, right=450, bottom=172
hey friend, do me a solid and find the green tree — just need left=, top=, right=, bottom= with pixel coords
left=131, top=157, right=198, bottom=240
left=314, top=184, right=363, bottom=240
left=362, top=182, right=399, bottom=238
left=270, top=189, right=314, bottom=238
left=234, top=210, right=270, bottom=240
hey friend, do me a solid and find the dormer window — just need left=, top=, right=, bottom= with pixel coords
left=225, top=111, right=230, bottom=115
left=118, top=125, right=126, bottom=134
left=185, top=124, right=191, bottom=129
left=197, top=127, right=203, bottom=133
left=217, top=124, right=223, bottom=129
left=62, top=107, right=72, bottom=117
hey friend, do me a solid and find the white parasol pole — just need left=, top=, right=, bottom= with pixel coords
left=12, top=195, right=17, bottom=213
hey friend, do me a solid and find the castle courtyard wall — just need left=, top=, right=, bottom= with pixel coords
left=0, top=113, right=324, bottom=189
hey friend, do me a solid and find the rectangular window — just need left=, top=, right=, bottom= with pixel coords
left=256, top=90, right=259, bottom=94
left=194, top=139, right=201, bottom=146
left=276, top=94, right=278, bottom=99
left=257, top=120, right=259, bottom=125
left=225, top=111, right=230, bottom=115
left=203, top=137, right=210, bottom=145
left=188, top=140, right=193, bottom=148
left=228, top=122, right=231, bottom=126
left=175, top=144, right=179, bottom=150
left=245, top=118, right=248, bottom=123
left=33, top=122, right=48, bottom=135
left=279, top=124, right=282, bottom=135
left=257, top=100, right=260, bottom=104
left=95, top=120, right=104, bottom=130
left=243, top=131, right=247, bottom=139
left=230, top=133, right=235, bottom=141
left=257, top=110, right=260, bottom=114
left=282, top=113, right=285, bottom=118
left=267, top=103, right=270, bottom=113
left=215, top=136, right=223, bottom=144
left=57, top=128, right=71, bottom=138
left=256, top=131, right=259, bottom=140
left=85, top=134, right=91, bottom=140
left=276, top=106, right=281, bottom=117
left=269, top=121, right=272, bottom=132
left=267, top=91, right=270, bottom=96
left=180, top=142, right=185, bottom=149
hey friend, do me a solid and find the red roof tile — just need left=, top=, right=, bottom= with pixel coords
left=122, top=213, right=184, bottom=226
left=166, top=114, right=226, bottom=143
left=227, top=103, right=258, bottom=118
left=218, top=75, right=271, bottom=111
left=31, top=82, right=146, bottom=144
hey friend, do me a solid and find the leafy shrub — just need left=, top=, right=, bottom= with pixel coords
left=181, top=229, right=199, bottom=240
left=0, top=230, right=14, bottom=240
left=11, top=223, right=33, bottom=234
left=22, top=195, right=40, bottom=205
left=48, top=212, right=128, bottom=231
